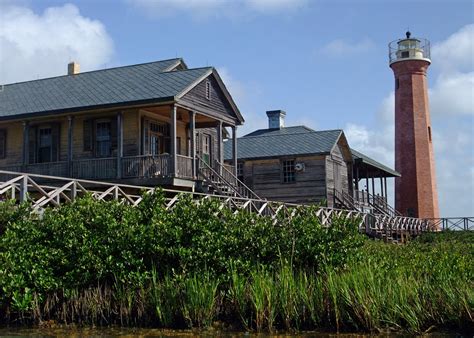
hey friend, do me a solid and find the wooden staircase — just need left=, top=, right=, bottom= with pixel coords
left=196, top=157, right=262, bottom=201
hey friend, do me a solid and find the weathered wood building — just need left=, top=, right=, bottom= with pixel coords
left=0, top=58, right=245, bottom=192
left=224, top=110, right=400, bottom=213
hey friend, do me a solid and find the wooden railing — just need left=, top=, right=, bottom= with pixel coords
left=72, top=157, right=117, bottom=180
left=122, top=155, right=171, bottom=179
left=0, top=155, right=193, bottom=181
left=0, top=170, right=471, bottom=244
left=176, top=155, right=193, bottom=179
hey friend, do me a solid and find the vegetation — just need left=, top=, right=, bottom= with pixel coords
left=0, top=192, right=472, bottom=333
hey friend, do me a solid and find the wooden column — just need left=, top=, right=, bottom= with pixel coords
left=22, top=121, right=29, bottom=166
left=189, top=111, right=196, bottom=178
left=116, top=111, right=123, bottom=179
left=170, top=105, right=177, bottom=176
left=384, top=177, right=388, bottom=200
left=232, top=126, right=238, bottom=177
left=355, top=166, right=359, bottom=190
left=371, top=177, right=375, bottom=197
left=379, top=172, right=384, bottom=199
left=67, top=116, right=74, bottom=177
left=217, top=121, right=223, bottom=174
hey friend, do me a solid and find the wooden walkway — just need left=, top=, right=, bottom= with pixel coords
left=0, top=170, right=471, bottom=242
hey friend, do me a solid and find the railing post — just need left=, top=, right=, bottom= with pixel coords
left=19, top=175, right=28, bottom=203
left=116, top=111, right=123, bottom=179
left=189, top=111, right=196, bottom=179
left=71, top=181, right=77, bottom=201
left=170, top=105, right=177, bottom=177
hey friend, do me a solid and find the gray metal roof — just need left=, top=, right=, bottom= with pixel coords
left=351, top=149, right=400, bottom=177
left=0, top=58, right=211, bottom=120
left=224, top=126, right=342, bottom=160
left=224, top=125, right=399, bottom=177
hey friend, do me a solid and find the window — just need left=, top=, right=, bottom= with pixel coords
left=38, top=127, right=52, bottom=163
left=282, top=159, right=296, bottom=183
left=395, top=78, right=399, bottom=90
left=428, top=126, right=432, bottom=142
left=96, top=120, right=112, bottom=157
left=0, top=129, right=6, bottom=159
left=205, top=80, right=211, bottom=100
left=237, top=162, right=244, bottom=181
left=401, top=51, right=409, bottom=58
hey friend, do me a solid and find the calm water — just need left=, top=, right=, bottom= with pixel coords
left=0, top=326, right=462, bottom=337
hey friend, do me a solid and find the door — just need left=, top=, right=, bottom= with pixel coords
left=334, top=161, right=343, bottom=194
left=202, top=134, right=211, bottom=165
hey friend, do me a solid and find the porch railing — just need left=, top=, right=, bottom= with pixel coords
left=176, top=155, right=193, bottom=179
left=122, top=155, right=171, bottom=179
left=0, top=155, right=194, bottom=182
left=72, top=157, right=117, bottom=180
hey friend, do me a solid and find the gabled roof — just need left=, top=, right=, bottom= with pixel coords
left=224, top=125, right=399, bottom=178
left=0, top=58, right=229, bottom=121
left=224, top=126, right=343, bottom=160
left=351, top=149, right=400, bottom=177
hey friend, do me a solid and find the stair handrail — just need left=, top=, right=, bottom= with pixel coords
left=215, top=159, right=263, bottom=201
left=365, top=190, right=401, bottom=217
left=196, top=156, right=247, bottom=199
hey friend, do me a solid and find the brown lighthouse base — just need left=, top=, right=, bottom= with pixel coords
left=391, top=59, right=439, bottom=219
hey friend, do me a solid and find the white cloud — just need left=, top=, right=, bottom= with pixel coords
left=320, top=37, right=375, bottom=57
left=345, top=24, right=474, bottom=217
left=432, top=23, right=474, bottom=73
left=217, top=67, right=246, bottom=106
left=127, top=0, right=308, bottom=18
left=430, top=71, right=474, bottom=116
left=0, top=3, right=114, bottom=84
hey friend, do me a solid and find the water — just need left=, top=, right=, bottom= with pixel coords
left=0, top=326, right=460, bottom=337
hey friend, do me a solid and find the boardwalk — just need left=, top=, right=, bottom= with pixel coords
left=0, top=170, right=472, bottom=243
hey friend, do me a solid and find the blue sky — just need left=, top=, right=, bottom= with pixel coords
left=1, top=0, right=473, bottom=216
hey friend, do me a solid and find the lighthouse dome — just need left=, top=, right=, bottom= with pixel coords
left=389, top=31, right=431, bottom=65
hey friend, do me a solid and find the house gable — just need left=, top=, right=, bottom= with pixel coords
left=178, top=71, right=244, bottom=125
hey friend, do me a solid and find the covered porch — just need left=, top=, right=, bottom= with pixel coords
left=1, top=103, right=240, bottom=189
left=351, top=149, right=401, bottom=216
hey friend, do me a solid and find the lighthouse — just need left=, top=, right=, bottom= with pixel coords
left=389, top=31, right=439, bottom=219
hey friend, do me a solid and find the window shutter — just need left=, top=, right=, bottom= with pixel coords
left=0, top=130, right=6, bottom=159
left=28, top=126, right=37, bottom=164
left=51, top=123, right=60, bottom=161
left=83, top=119, right=93, bottom=151
left=110, top=117, right=118, bottom=150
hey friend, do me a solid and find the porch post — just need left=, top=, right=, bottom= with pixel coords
left=384, top=177, right=388, bottom=200
left=22, top=121, right=29, bottom=166
left=116, top=111, right=123, bottom=179
left=371, top=176, right=375, bottom=197
left=355, top=166, right=359, bottom=190
left=171, top=105, right=177, bottom=176
left=67, top=116, right=74, bottom=177
left=379, top=172, right=384, bottom=199
left=189, top=111, right=196, bottom=178
left=217, top=121, right=223, bottom=175
left=232, top=126, right=238, bottom=177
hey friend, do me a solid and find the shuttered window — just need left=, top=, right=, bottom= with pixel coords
left=28, top=123, right=60, bottom=164
left=0, top=130, right=6, bottom=159
left=83, top=116, right=118, bottom=157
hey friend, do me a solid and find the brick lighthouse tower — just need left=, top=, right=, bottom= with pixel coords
left=389, top=31, right=439, bottom=219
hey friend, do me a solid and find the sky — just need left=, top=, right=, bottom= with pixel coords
left=0, top=0, right=473, bottom=216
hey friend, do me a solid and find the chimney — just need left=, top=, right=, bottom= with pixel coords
left=68, top=62, right=80, bottom=75
left=266, top=110, right=286, bottom=129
